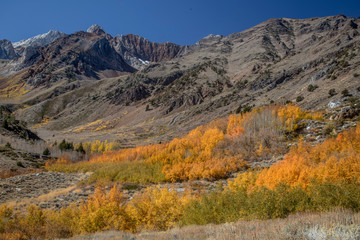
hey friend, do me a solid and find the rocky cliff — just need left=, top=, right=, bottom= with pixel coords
left=0, top=40, right=18, bottom=59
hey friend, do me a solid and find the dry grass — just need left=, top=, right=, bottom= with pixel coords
left=72, top=210, right=360, bottom=240
left=36, top=185, right=78, bottom=202
left=6, top=185, right=79, bottom=210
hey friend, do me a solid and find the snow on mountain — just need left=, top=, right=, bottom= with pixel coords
left=87, top=24, right=105, bottom=34
left=13, top=30, right=66, bottom=48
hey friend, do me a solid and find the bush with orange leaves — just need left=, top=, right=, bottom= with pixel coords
left=48, top=104, right=320, bottom=183
left=0, top=203, right=79, bottom=239
left=0, top=185, right=192, bottom=238
left=255, top=124, right=360, bottom=189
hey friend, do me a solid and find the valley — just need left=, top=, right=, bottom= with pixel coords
left=1, top=14, right=360, bottom=239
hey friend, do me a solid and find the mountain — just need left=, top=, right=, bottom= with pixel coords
left=24, top=30, right=136, bottom=85
left=0, top=15, right=359, bottom=146
left=86, top=24, right=105, bottom=35
left=0, top=40, right=18, bottom=59
left=112, top=34, right=185, bottom=69
left=12, top=30, right=66, bottom=49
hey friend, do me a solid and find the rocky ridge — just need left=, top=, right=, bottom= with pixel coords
left=13, top=30, right=66, bottom=49
left=0, top=39, right=18, bottom=59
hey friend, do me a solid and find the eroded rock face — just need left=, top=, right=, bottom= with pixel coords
left=0, top=39, right=18, bottom=59
left=113, top=34, right=185, bottom=64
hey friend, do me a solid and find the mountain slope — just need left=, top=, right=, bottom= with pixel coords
left=25, top=31, right=136, bottom=85
left=0, top=15, right=359, bottom=145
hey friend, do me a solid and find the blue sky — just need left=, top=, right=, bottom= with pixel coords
left=1, top=0, right=360, bottom=45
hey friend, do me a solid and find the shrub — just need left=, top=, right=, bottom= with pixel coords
left=328, top=88, right=337, bottom=97
left=77, top=186, right=126, bottom=233
left=59, top=139, right=74, bottom=151
left=236, top=104, right=252, bottom=114
left=49, top=105, right=323, bottom=183
left=1, top=119, right=8, bottom=129
left=255, top=124, right=360, bottom=189
left=76, top=143, right=85, bottom=154
left=87, top=162, right=166, bottom=184
left=126, top=186, right=187, bottom=232
left=16, top=161, right=24, bottom=168
left=307, top=84, right=318, bottom=92
left=296, top=96, right=304, bottom=102
left=181, top=190, right=247, bottom=225
left=42, top=148, right=50, bottom=156
left=342, top=89, right=350, bottom=97
left=323, top=124, right=335, bottom=135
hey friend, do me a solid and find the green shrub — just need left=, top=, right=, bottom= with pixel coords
left=43, top=148, right=50, bottom=156
left=83, top=162, right=166, bottom=184
left=181, top=190, right=247, bottom=225
left=308, top=181, right=360, bottom=211
left=76, top=143, right=85, bottom=154
left=59, top=139, right=74, bottom=151
left=17, top=161, right=24, bottom=168
left=307, top=84, right=318, bottom=92
left=329, top=89, right=337, bottom=97
left=181, top=181, right=360, bottom=226
left=342, top=89, right=350, bottom=97
left=296, top=96, right=304, bottom=102
left=236, top=104, right=252, bottom=114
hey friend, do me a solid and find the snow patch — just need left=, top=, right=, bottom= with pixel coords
left=13, top=30, right=65, bottom=48
left=138, top=58, right=150, bottom=64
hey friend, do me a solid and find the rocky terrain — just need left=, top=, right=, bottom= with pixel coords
left=0, top=40, right=18, bottom=60
left=112, top=34, right=185, bottom=69
left=0, top=172, right=90, bottom=210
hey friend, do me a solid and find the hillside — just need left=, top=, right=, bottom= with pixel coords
left=0, top=15, right=358, bottom=147
left=1, top=103, right=360, bottom=238
left=1, top=15, right=360, bottom=239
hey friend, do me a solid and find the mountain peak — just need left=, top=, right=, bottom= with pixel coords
left=87, top=24, right=105, bottom=34
left=13, top=30, right=66, bottom=48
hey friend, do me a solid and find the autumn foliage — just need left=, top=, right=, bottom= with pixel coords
left=255, top=124, right=360, bottom=189
left=47, top=104, right=322, bottom=183
left=0, top=185, right=191, bottom=238
left=4, top=104, right=360, bottom=238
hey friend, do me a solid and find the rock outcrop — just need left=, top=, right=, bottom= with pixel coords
left=0, top=39, right=18, bottom=59
left=112, top=34, right=185, bottom=68
left=87, top=24, right=105, bottom=35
